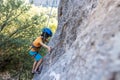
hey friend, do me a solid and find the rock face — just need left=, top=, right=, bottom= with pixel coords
left=34, top=0, right=120, bottom=80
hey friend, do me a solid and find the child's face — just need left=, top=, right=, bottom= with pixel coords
left=45, top=36, right=50, bottom=42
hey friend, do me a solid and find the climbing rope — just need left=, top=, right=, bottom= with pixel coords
left=46, top=0, right=55, bottom=28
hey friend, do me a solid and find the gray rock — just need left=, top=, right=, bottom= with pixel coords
left=33, top=0, right=120, bottom=80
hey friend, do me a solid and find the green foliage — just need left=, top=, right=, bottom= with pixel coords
left=0, top=0, right=57, bottom=79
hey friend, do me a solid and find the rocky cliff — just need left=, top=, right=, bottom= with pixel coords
left=34, top=0, right=120, bottom=80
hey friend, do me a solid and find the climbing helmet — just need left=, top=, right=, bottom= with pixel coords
left=42, top=28, right=52, bottom=37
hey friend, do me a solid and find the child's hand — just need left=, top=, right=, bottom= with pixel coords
left=47, top=46, right=51, bottom=52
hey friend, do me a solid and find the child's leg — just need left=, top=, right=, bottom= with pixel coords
left=34, top=59, right=43, bottom=71
left=32, top=60, right=37, bottom=72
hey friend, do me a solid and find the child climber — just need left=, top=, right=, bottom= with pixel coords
left=29, top=28, right=52, bottom=74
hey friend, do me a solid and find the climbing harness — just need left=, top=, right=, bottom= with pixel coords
left=31, top=44, right=41, bottom=49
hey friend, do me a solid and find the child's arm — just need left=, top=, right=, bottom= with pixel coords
left=40, top=41, right=51, bottom=52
